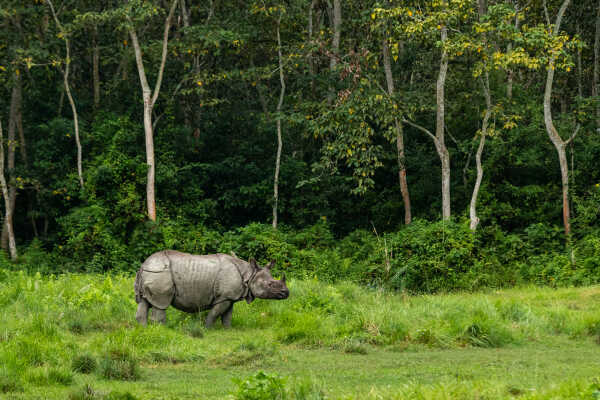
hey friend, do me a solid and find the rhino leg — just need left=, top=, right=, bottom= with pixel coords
left=220, top=303, right=234, bottom=328
left=136, top=298, right=150, bottom=326
left=150, top=308, right=167, bottom=324
left=205, top=301, right=232, bottom=328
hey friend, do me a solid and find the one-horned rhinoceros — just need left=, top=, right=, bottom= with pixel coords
left=134, top=251, right=289, bottom=328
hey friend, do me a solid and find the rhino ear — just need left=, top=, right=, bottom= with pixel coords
left=249, top=258, right=259, bottom=270
left=281, top=272, right=286, bottom=283
left=265, top=260, right=275, bottom=270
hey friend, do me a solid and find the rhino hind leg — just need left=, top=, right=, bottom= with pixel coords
left=136, top=298, right=150, bottom=326
left=221, top=303, right=234, bottom=328
left=205, top=301, right=232, bottom=328
left=150, top=308, right=167, bottom=324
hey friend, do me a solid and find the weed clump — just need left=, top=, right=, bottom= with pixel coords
left=72, top=354, right=97, bottom=374
left=69, top=384, right=100, bottom=400
left=186, top=324, right=205, bottom=338
left=0, top=369, right=23, bottom=393
left=68, top=385, right=139, bottom=400
left=342, top=339, right=368, bottom=355
left=215, top=341, right=277, bottom=367
left=26, top=366, right=74, bottom=386
left=233, top=371, right=285, bottom=400
left=99, top=349, right=140, bottom=381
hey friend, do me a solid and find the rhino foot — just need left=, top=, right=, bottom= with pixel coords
left=150, top=308, right=166, bottom=324
left=206, top=301, right=232, bottom=328
left=136, top=299, right=150, bottom=326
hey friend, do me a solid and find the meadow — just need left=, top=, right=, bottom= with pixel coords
left=1, top=269, right=600, bottom=399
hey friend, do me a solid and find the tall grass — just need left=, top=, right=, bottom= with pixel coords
left=0, top=268, right=599, bottom=394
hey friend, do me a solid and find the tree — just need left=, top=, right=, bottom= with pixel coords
left=46, top=0, right=84, bottom=189
left=382, top=36, right=411, bottom=225
left=126, top=0, right=178, bottom=221
left=0, top=120, right=17, bottom=260
left=542, top=0, right=578, bottom=236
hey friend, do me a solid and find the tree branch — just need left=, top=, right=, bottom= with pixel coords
left=151, top=0, right=178, bottom=107
left=564, top=124, right=580, bottom=146
left=402, top=118, right=438, bottom=144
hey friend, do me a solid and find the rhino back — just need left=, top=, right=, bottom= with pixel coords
left=167, top=252, right=244, bottom=311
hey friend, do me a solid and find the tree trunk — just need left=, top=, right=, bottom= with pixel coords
left=180, top=0, right=190, bottom=28
left=382, top=37, right=411, bottom=224
left=93, top=26, right=100, bottom=109
left=328, top=0, right=341, bottom=102
left=543, top=0, right=573, bottom=236
left=2, top=76, right=20, bottom=252
left=273, top=14, right=286, bottom=230
left=402, top=21, right=450, bottom=221
left=47, top=0, right=84, bottom=189
left=0, top=121, right=17, bottom=260
left=437, top=23, right=451, bottom=220
left=128, top=0, right=178, bottom=222
left=470, top=3, right=491, bottom=232
left=594, top=0, right=600, bottom=131
left=470, top=74, right=491, bottom=231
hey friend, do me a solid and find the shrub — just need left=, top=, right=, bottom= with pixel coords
left=233, top=371, right=286, bottom=400
left=72, top=354, right=97, bottom=374
left=99, top=349, right=140, bottom=381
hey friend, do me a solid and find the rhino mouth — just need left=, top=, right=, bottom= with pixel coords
left=277, top=290, right=289, bottom=299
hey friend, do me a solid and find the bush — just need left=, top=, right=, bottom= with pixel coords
left=99, top=350, right=140, bottom=381
left=233, top=371, right=286, bottom=400
left=72, top=354, right=97, bottom=374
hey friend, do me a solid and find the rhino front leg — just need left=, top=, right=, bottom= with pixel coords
left=136, top=299, right=150, bottom=326
left=150, top=308, right=167, bottom=324
left=206, top=301, right=232, bottom=328
left=221, top=303, right=234, bottom=328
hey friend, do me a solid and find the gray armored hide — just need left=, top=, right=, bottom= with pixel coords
left=134, top=250, right=289, bottom=328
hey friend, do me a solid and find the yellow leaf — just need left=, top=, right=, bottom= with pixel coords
left=123, top=40, right=128, bottom=46
left=196, top=81, right=202, bottom=86
left=371, top=13, right=376, bottom=20
left=407, top=10, right=412, bottom=16
left=393, top=55, right=398, bottom=61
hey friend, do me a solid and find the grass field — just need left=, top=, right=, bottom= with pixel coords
left=1, top=270, right=600, bottom=399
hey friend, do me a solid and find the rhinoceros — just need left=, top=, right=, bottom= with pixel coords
left=134, top=251, right=289, bottom=328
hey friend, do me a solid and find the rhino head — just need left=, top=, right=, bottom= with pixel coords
left=247, top=258, right=289, bottom=301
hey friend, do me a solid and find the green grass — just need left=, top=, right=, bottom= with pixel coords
left=1, top=269, right=600, bottom=398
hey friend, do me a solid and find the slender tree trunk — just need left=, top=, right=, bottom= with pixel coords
left=2, top=76, right=20, bottom=251
left=470, top=4, right=492, bottom=231
left=543, top=0, right=574, bottom=236
left=93, top=26, right=100, bottom=109
left=328, top=0, right=341, bottom=102
left=437, top=23, right=451, bottom=220
left=308, top=0, right=317, bottom=94
left=576, top=23, right=582, bottom=98
left=180, top=0, right=190, bottom=28
left=0, top=121, right=17, bottom=260
left=47, top=0, right=84, bottom=189
left=128, top=0, right=178, bottom=222
left=273, top=14, right=286, bottom=229
left=594, top=0, right=600, bottom=131
left=470, top=73, right=491, bottom=231
left=382, top=37, right=411, bottom=224
left=402, top=21, right=450, bottom=221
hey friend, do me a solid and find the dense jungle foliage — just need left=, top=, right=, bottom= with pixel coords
left=1, top=0, right=600, bottom=290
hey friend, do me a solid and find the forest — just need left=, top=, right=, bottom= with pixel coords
left=0, top=0, right=597, bottom=290
left=0, top=0, right=598, bottom=286
left=3, top=1, right=600, bottom=398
